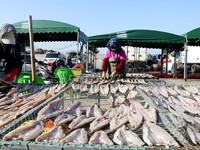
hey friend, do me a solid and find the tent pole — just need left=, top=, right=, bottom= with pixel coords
left=161, top=49, right=163, bottom=74
left=173, top=50, right=177, bottom=78
left=77, top=32, right=79, bottom=64
left=28, top=15, right=36, bottom=83
left=184, top=40, right=188, bottom=81
left=166, top=49, right=168, bottom=74
left=86, top=41, right=89, bottom=72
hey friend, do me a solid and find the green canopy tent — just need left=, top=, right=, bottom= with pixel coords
left=87, top=29, right=185, bottom=73
left=181, top=27, right=200, bottom=80
left=13, top=20, right=87, bottom=64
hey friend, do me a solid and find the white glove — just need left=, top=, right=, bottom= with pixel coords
left=110, top=71, right=116, bottom=79
left=102, top=71, right=106, bottom=80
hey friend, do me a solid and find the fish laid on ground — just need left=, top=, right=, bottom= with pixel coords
left=100, top=84, right=109, bottom=95
left=143, top=121, right=179, bottom=147
left=36, top=126, right=65, bottom=143
left=187, top=125, right=200, bottom=144
left=80, top=84, right=88, bottom=93
left=86, top=104, right=103, bottom=118
left=37, top=98, right=64, bottom=121
left=130, top=101, right=157, bottom=123
left=174, top=85, right=190, bottom=97
left=72, top=84, right=80, bottom=91
left=89, top=85, right=100, bottom=94
left=115, top=104, right=130, bottom=117
left=128, top=84, right=135, bottom=91
left=113, top=125, right=145, bottom=146
left=110, top=115, right=128, bottom=132
left=158, top=86, right=168, bottom=98
left=3, top=121, right=44, bottom=141
left=89, top=131, right=114, bottom=145
left=183, top=85, right=199, bottom=94
left=119, top=84, right=129, bottom=94
left=54, top=113, right=76, bottom=126
left=64, top=101, right=82, bottom=116
left=177, top=95, right=200, bottom=106
left=168, top=113, right=186, bottom=128
left=128, top=111, right=143, bottom=129
left=69, top=115, right=96, bottom=131
left=90, top=109, right=116, bottom=133
left=127, top=90, right=138, bottom=100
left=60, top=128, right=88, bottom=144
left=116, top=95, right=126, bottom=104
left=167, top=87, right=178, bottom=96
left=110, top=85, right=119, bottom=94
left=192, top=94, right=200, bottom=104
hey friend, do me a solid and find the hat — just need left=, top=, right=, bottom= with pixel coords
left=2, top=30, right=16, bottom=45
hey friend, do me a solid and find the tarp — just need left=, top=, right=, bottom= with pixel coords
left=182, top=27, right=200, bottom=46
left=88, top=29, right=185, bottom=52
left=13, top=20, right=87, bottom=44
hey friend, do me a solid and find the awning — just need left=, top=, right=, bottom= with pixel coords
left=88, top=29, right=185, bottom=52
left=13, top=20, right=87, bottom=45
left=182, top=27, right=200, bottom=46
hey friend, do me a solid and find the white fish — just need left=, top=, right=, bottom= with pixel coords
left=54, top=113, right=76, bottom=126
left=113, top=125, right=145, bottom=146
left=187, top=125, right=200, bottom=144
left=128, top=111, right=143, bottom=129
left=110, top=85, right=119, bottom=94
left=119, top=84, right=129, bottom=94
left=89, top=131, right=113, bottom=145
left=80, top=84, right=88, bottom=93
left=174, top=85, right=190, bottom=97
left=3, top=121, right=44, bottom=141
left=60, top=128, right=88, bottom=144
left=64, top=101, right=82, bottom=116
left=110, top=115, right=128, bottom=132
left=115, top=104, right=130, bottom=117
left=116, top=95, right=126, bottom=104
left=192, top=94, right=200, bottom=104
left=158, top=86, right=168, bottom=98
left=86, top=104, right=103, bottom=118
left=100, top=84, right=109, bottom=95
left=167, top=87, right=178, bottom=96
left=36, top=126, right=65, bottom=143
left=69, top=115, right=96, bottom=131
left=183, top=85, right=199, bottom=94
left=143, top=121, right=179, bottom=147
left=127, top=90, right=138, bottom=100
left=89, top=85, right=100, bottom=94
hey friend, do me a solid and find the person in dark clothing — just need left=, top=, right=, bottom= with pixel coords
left=0, top=23, right=22, bottom=85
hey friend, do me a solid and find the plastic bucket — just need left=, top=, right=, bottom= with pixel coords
left=152, top=64, right=158, bottom=71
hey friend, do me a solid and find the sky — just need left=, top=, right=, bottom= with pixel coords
left=0, top=0, right=199, bottom=54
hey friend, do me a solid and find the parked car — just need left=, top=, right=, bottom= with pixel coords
left=43, top=52, right=66, bottom=65
left=21, top=54, right=38, bottom=72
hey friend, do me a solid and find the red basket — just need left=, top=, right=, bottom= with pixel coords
left=163, top=74, right=173, bottom=78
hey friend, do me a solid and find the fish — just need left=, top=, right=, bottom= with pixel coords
left=115, top=104, right=130, bottom=117
left=80, top=84, right=88, bottom=93
left=158, top=86, right=168, bottom=98
left=36, top=126, right=65, bottom=143
left=89, top=85, right=100, bottom=94
left=110, top=115, right=128, bottom=132
left=89, top=131, right=114, bottom=145
left=110, top=85, right=119, bottom=94
left=174, top=85, right=190, bottom=97
left=166, top=87, right=178, bottom=96
left=64, top=101, right=82, bottom=116
left=192, top=94, right=200, bottom=104
left=128, top=84, right=135, bottom=90
left=54, top=113, right=76, bottom=126
left=127, top=90, right=138, bottom=100
left=86, top=104, right=103, bottom=118
left=116, top=95, right=126, bottom=104
left=183, top=85, right=199, bottom=94
left=168, top=113, right=186, bottom=128
left=100, top=84, right=110, bottom=95
left=69, top=115, right=96, bottom=131
left=60, top=128, right=88, bottom=144
left=187, top=125, right=200, bottom=144
left=177, top=95, right=200, bottom=106
left=119, top=84, right=129, bottom=94
left=37, top=98, right=64, bottom=121
left=90, top=108, right=116, bottom=133
left=113, top=125, right=145, bottom=146
left=3, top=121, right=44, bottom=141
left=72, top=83, right=80, bottom=91
left=128, top=111, right=143, bottom=129
left=143, top=121, right=179, bottom=147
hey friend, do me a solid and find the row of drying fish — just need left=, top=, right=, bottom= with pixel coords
left=3, top=99, right=180, bottom=147
left=140, top=85, right=200, bottom=145
left=72, top=83, right=136, bottom=95
left=0, top=83, right=67, bottom=128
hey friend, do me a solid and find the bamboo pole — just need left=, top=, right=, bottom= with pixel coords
left=28, top=15, right=36, bottom=83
